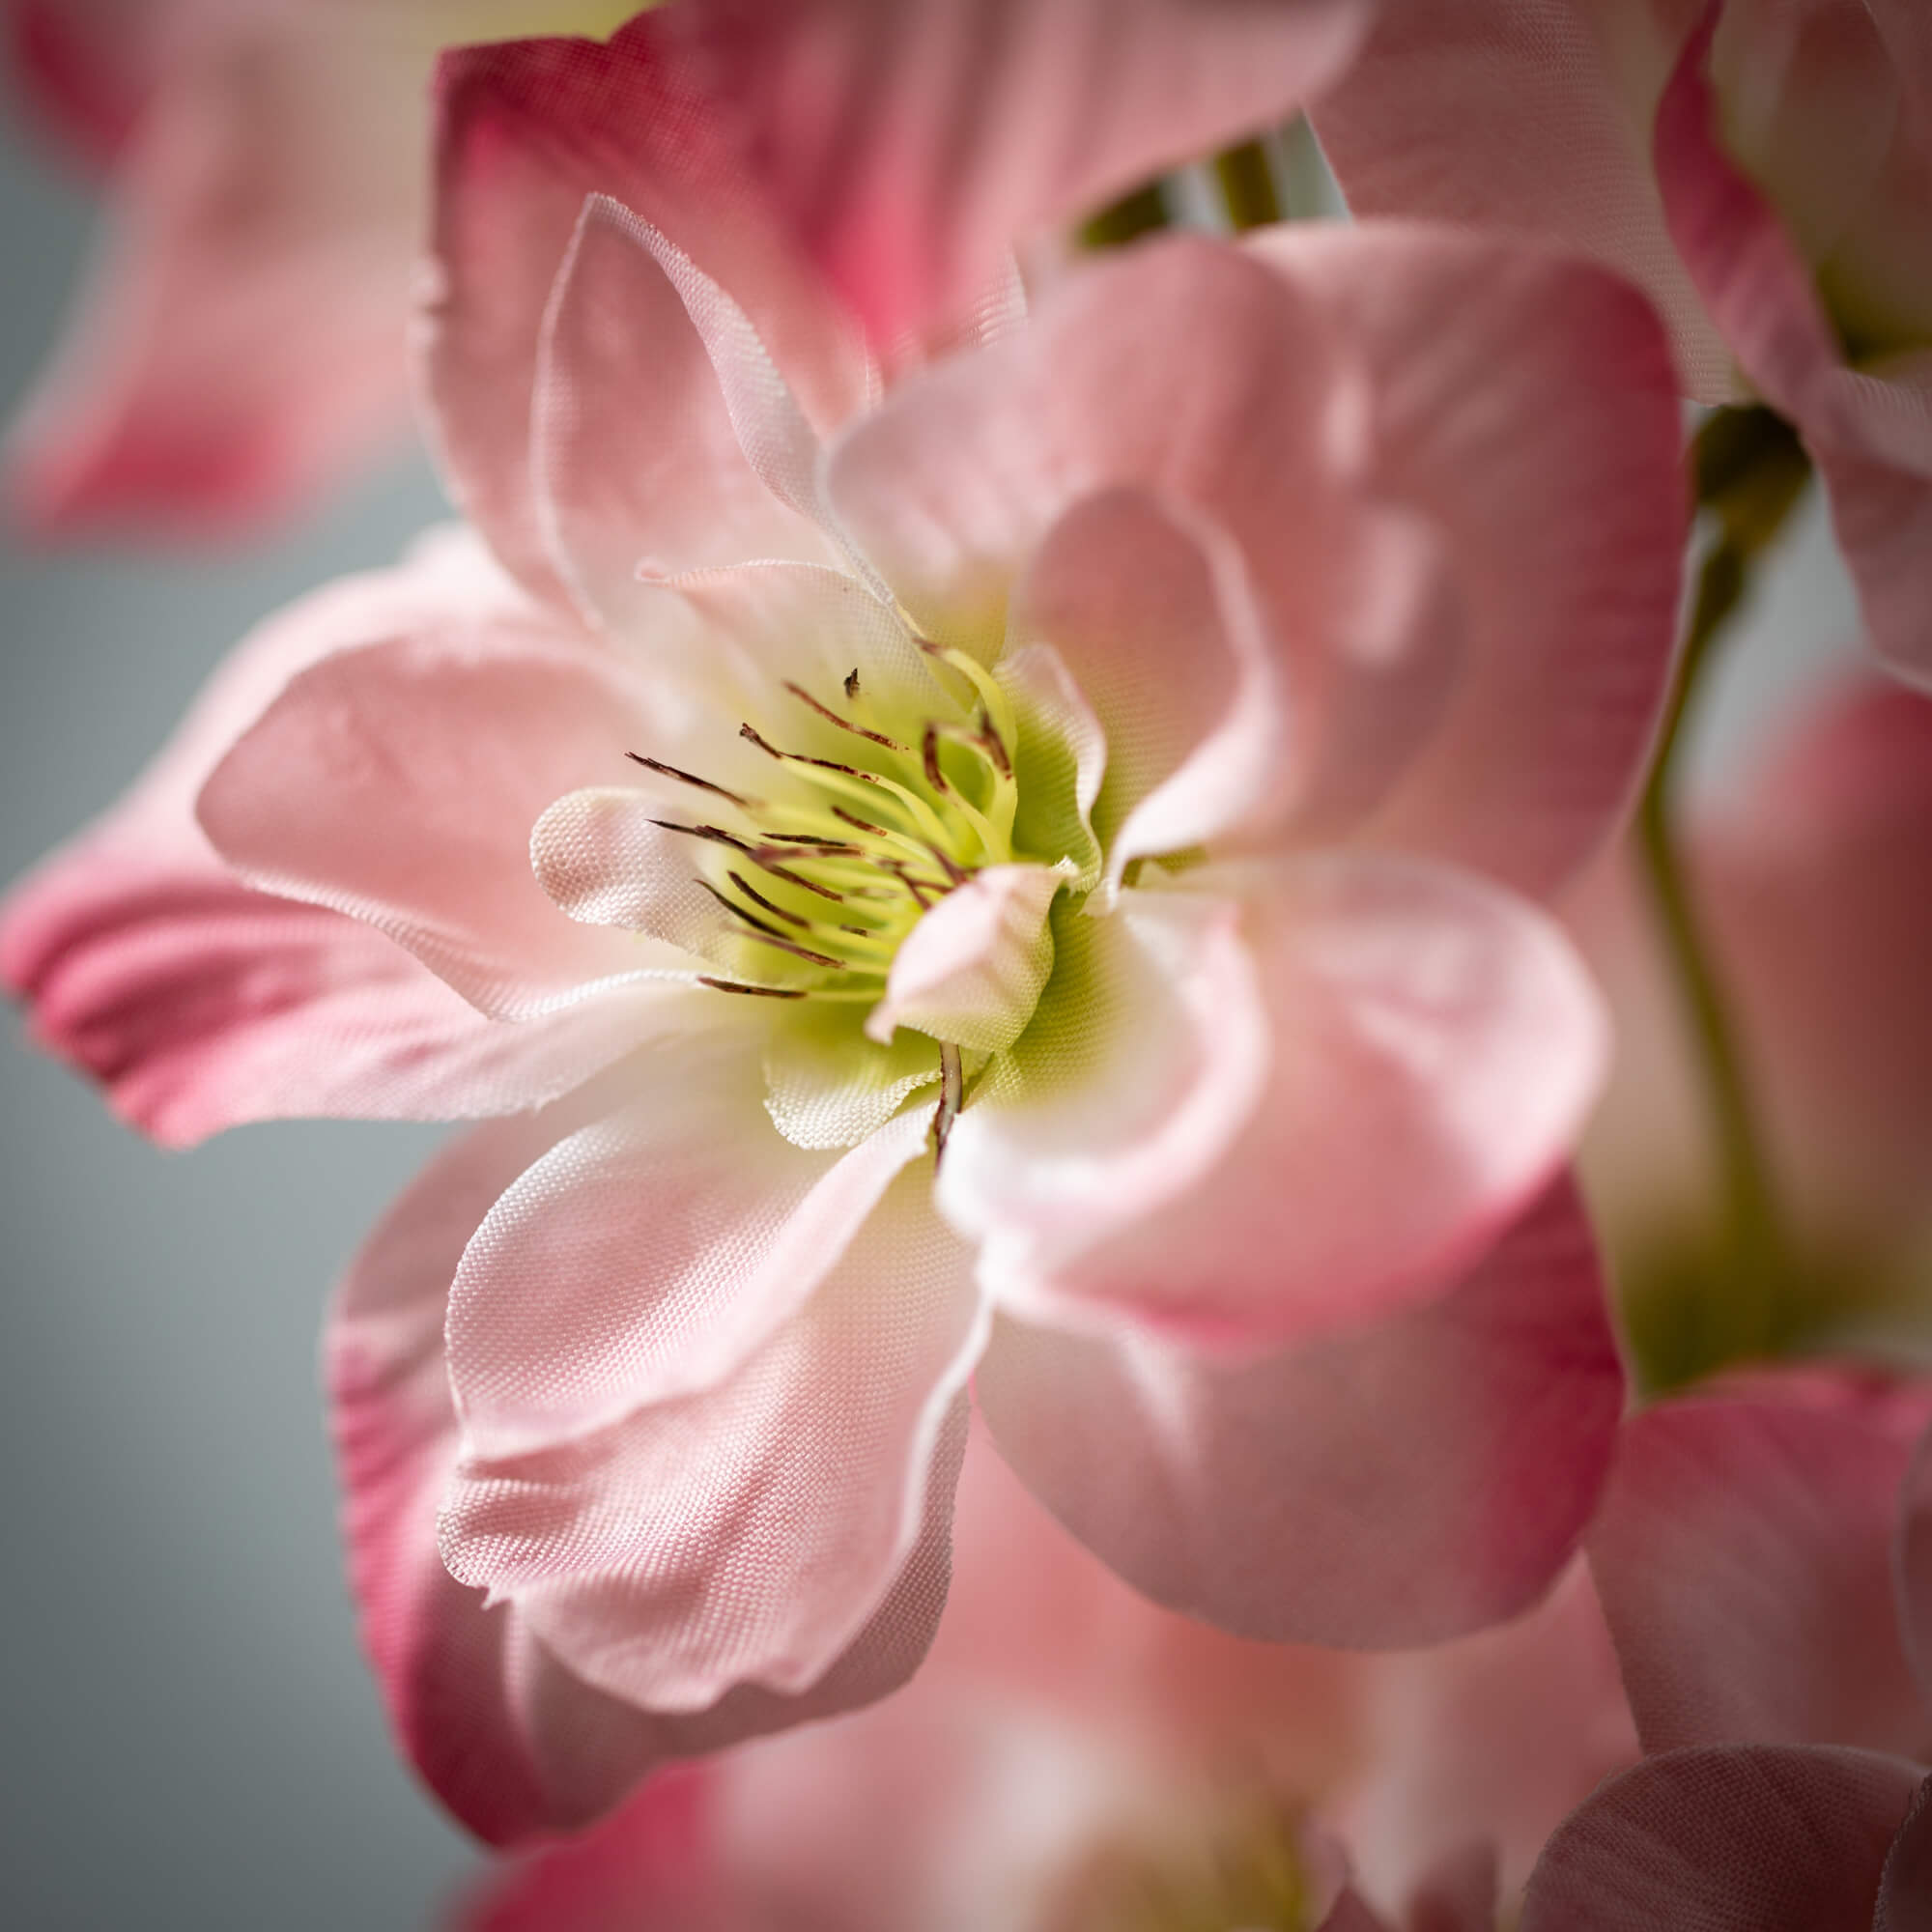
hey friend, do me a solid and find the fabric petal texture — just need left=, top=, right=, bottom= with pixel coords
left=667, top=0, right=1375, bottom=348
left=1586, top=1386, right=1931, bottom=1758
left=1520, top=1744, right=1927, bottom=1932
left=976, top=1177, right=1623, bottom=1647
left=331, top=1075, right=971, bottom=1847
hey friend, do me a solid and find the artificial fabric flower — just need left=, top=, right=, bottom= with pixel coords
left=1515, top=1372, right=1932, bottom=1930
left=1315, top=0, right=1932, bottom=683
left=3, top=17, right=1682, bottom=1841
left=448, top=1422, right=1635, bottom=1932
left=3, top=0, right=1372, bottom=535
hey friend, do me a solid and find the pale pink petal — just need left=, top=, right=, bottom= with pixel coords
left=427, top=20, right=870, bottom=607
left=824, top=236, right=1364, bottom=658
left=652, top=559, right=939, bottom=726
left=6, top=5, right=421, bottom=535
left=867, top=865, right=1064, bottom=1056
left=0, top=532, right=663, bottom=1141
left=448, top=1084, right=933, bottom=1458
left=442, top=1170, right=985, bottom=1712
left=1519, top=1744, right=1924, bottom=1931
left=531, top=193, right=842, bottom=634
left=976, top=1177, right=1623, bottom=1647
left=1586, top=1387, right=1930, bottom=1757
left=1249, top=224, right=1686, bottom=893
left=331, top=1091, right=970, bottom=1847
left=1009, top=490, right=1292, bottom=882
left=1817, top=439, right=1932, bottom=687
left=195, top=618, right=691, bottom=1020
left=1342, top=1562, right=1639, bottom=1912
left=1312, top=0, right=1732, bottom=399
left=669, top=0, right=1373, bottom=348
left=935, top=886, right=1269, bottom=1334
left=1319, top=1892, right=1395, bottom=1932
left=956, top=855, right=1606, bottom=1348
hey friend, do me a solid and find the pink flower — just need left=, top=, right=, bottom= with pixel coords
left=1510, top=1373, right=1932, bottom=1929
left=1316, top=0, right=1932, bottom=683
left=447, top=1424, right=1636, bottom=1930
left=2, top=1, right=640, bottom=535
left=5, top=0, right=1371, bottom=536
left=3, top=18, right=1683, bottom=1842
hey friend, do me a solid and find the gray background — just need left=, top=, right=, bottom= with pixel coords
left=0, top=81, right=1861, bottom=1932
left=0, top=113, right=478, bottom=1932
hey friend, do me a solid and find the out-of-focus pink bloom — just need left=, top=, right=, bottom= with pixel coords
left=1, top=1, right=647, bottom=536
left=1574, top=675, right=1932, bottom=1339
left=1520, top=1742, right=1931, bottom=1931
left=448, top=1426, right=1635, bottom=1931
left=3, top=17, right=1683, bottom=1844
left=4, top=0, right=1371, bottom=537
left=1316, top=1, right=1932, bottom=682
left=1507, top=1372, right=1932, bottom=1930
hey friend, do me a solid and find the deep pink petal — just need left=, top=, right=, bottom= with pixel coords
left=955, top=855, right=1606, bottom=1349
left=332, top=1090, right=972, bottom=1847
left=194, top=610, right=689, bottom=1019
left=1249, top=223, right=1686, bottom=893
left=1312, top=1, right=1731, bottom=399
left=976, top=1176, right=1623, bottom=1647
left=671, top=0, right=1372, bottom=349
left=1587, top=1385, right=1930, bottom=1758
left=441, top=1169, right=984, bottom=1713
left=426, top=19, right=869, bottom=607
left=531, top=193, right=842, bottom=634
left=1817, top=438, right=1932, bottom=687
left=4, top=0, right=152, bottom=169
left=448, top=1075, right=933, bottom=1458
left=6, top=4, right=420, bottom=536
left=449, top=1772, right=722, bottom=1931
left=1519, top=1744, right=1923, bottom=1931
left=1893, top=1422, right=1932, bottom=1714
left=1880, top=1774, right=1932, bottom=1929
left=0, top=534, right=658, bottom=1142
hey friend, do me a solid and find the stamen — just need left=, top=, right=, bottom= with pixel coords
left=724, top=870, right=811, bottom=929
left=649, top=819, right=849, bottom=902
left=626, top=752, right=754, bottom=810
left=782, top=680, right=908, bottom=753
left=844, top=668, right=862, bottom=701
left=697, top=977, right=807, bottom=999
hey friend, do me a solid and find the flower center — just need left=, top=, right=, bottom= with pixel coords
left=634, top=640, right=1022, bottom=1006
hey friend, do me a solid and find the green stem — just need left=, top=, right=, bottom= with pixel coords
left=1080, top=179, right=1171, bottom=249
left=1212, top=138, right=1282, bottom=232
left=1637, top=539, right=1789, bottom=1318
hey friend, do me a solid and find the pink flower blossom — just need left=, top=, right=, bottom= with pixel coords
left=446, top=1424, right=1635, bottom=1930
left=3, top=18, right=1684, bottom=1843
left=5, top=0, right=1371, bottom=536
left=2, top=1, right=644, bottom=534
left=1511, top=1373, right=1932, bottom=1929
left=1317, top=0, right=1932, bottom=682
